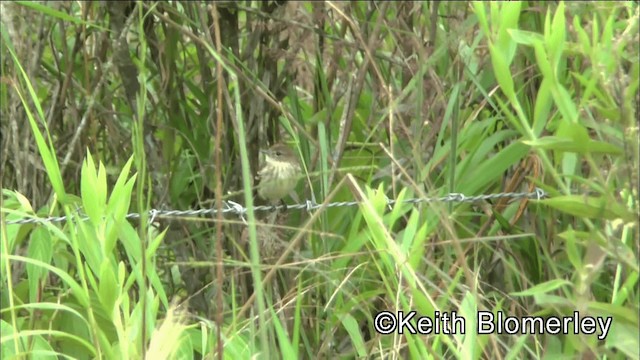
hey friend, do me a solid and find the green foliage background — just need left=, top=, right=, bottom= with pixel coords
left=1, top=2, right=638, bottom=359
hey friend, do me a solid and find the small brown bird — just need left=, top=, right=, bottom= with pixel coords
left=257, top=143, right=301, bottom=203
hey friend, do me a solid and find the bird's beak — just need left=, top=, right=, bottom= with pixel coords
left=260, top=149, right=268, bottom=155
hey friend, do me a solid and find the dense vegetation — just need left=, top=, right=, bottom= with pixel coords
left=1, top=2, right=638, bottom=359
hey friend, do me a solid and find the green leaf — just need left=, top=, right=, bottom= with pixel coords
left=560, top=228, right=583, bottom=270
left=458, top=141, right=529, bottom=195
left=551, top=84, right=578, bottom=124
left=107, top=156, right=136, bottom=221
left=306, top=108, right=329, bottom=125
left=389, top=187, right=411, bottom=235
left=400, top=208, right=418, bottom=254
left=146, top=229, right=170, bottom=309
left=117, top=220, right=142, bottom=261
left=18, top=334, right=58, bottom=360
left=0, top=320, right=24, bottom=358
left=75, top=220, right=103, bottom=275
left=341, top=314, right=367, bottom=358
left=472, top=2, right=490, bottom=36
left=7, top=255, right=89, bottom=308
left=510, top=279, right=572, bottom=297
left=361, top=186, right=393, bottom=251
left=505, top=335, right=530, bottom=360
left=489, top=43, right=515, bottom=100
left=508, top=29, right=544, bottom=46
left=407, top=212, right=430, bottom=269
left=591, top=14, right=599, bottom=55
left=497, top=1, right=521, bottom=65
left=3, top=29, right=67, bottom=203
left=605, top=322, right=640, bottom=359
left=588, top=302, right=640, bottom=325
left=533, top=42, right=553, bottom=81
left=571, top=72, right=604, bottom=112
left=613, top=271, right=639, bottom=306
left=557, top=118, right=587, bottom=142
left=26, top=228, right=53, bottom=303
left=523, top=137, right=623, bottom=155
left=459, top=292, right=480, bottom=359
left=540, top=196, right=635, bottom=222
left=548, top=1, right=566, bottom=71
left=81, top=153, right=104, bottom=226
left=572, top=15, right=592, bottom=55
left=532, top=78, right=552, bottom=136
left=98, top=259, right=118, bottom=321
left=106, top=156, right=137, bottom=255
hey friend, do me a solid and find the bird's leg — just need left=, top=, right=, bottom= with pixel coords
left=265, top=199, right=283, bottom=224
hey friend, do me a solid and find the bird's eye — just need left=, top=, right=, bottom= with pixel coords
left=275, top=151, right=282, bottom=156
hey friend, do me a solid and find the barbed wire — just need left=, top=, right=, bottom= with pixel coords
left=3, top=188, right=547, bottom=226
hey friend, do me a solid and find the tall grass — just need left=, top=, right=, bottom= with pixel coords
left=1, top=2, right=638, bottom=359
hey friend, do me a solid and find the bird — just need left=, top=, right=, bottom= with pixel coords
left=256, top=143, right=301, bottom=204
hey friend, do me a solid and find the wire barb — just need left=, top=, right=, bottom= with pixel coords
left=148, top=209, right=159, bottom=226
left=225, top=200, right=247, bottom=224
left=534, top=187, right=546, bottom=200
left=305, top=200, right=317, bottom=212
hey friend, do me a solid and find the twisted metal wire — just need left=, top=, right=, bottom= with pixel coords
left=3, top=188, right=547, bottom=226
